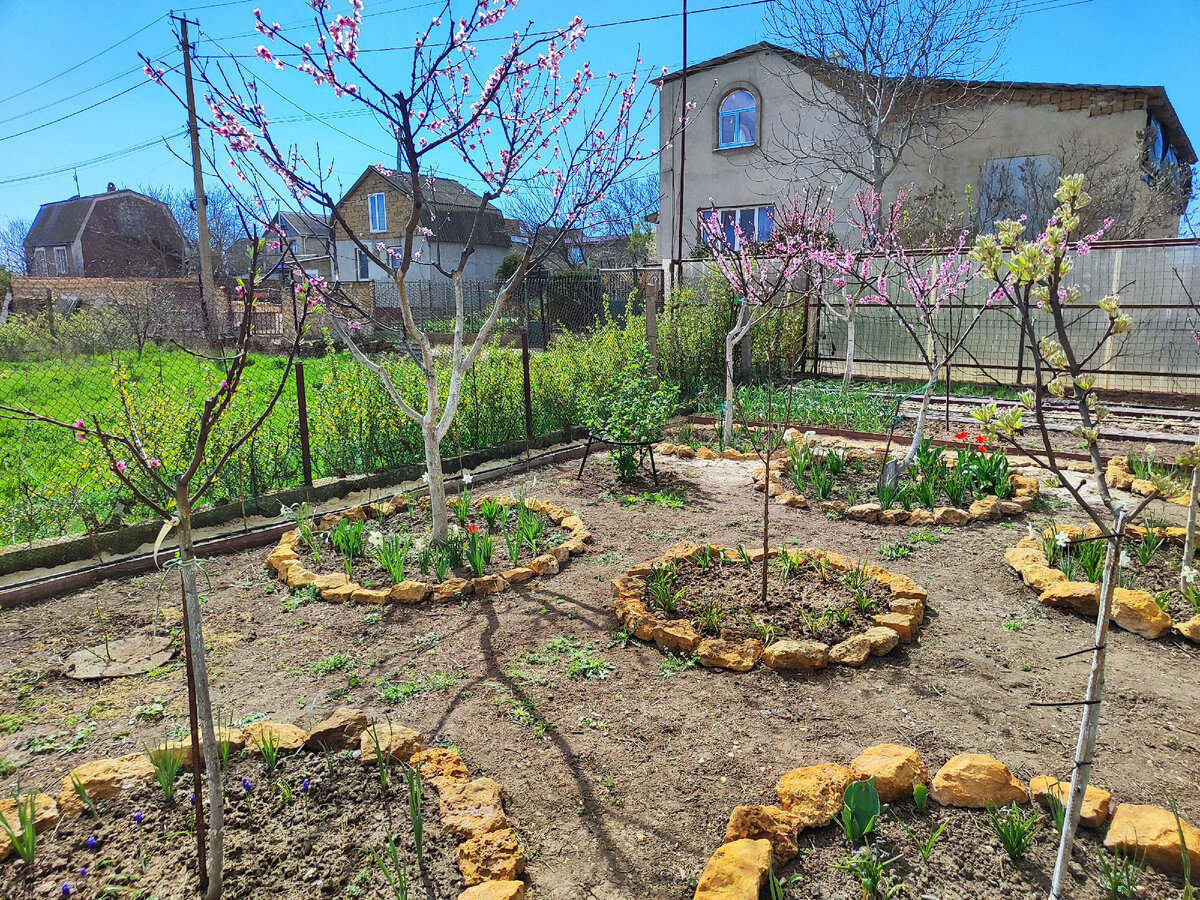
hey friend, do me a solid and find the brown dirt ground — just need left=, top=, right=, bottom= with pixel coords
left=2, top=452, right=1199, bottom=900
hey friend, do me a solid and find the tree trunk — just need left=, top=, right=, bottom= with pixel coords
left=423, top=420, right=449, bottom=543
left=1181, top=437, right=1200, bottom=591
left=1049, top=515, right=1124, bottom=900
left=723, top=331, right=737, bottom=447
left=175, top=486, right=225, bottom=900
left=843, top=306, right=856, bottom=389
left=888, top=370, right=938, bottom=484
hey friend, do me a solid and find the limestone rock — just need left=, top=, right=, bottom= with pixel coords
left=775, top=764, right=853, bottom=828
left=888, top=597, right=924, bottom=625
left=905, top=508, right=934, bottom=526
left=245, top=721, right=307, bottom=755
left=933, top=507, right=970, bottom=525
left=999, top=500, right=1025, bottom=516
left=321, top=581, right=359, bottom=603
left=697, top=446, right=719, bottom=460
left=58, top=753, right=156, bottom=816
left=1029, top=776, right=1111, bottom=828
left=439, top=777, right=508, bottom=839
left=305, top=707, right=368, bottom=751
left=846, top=502, right=882, bottom=523
left=390, top=580, right=431, bottom=603
left=473, top=574, right=508, bottom=596
left=1021, top=564, right=1067, bottom=592
left=457, top=882, right=526, bottom=900
left=723, top=806, right=801, bottom=865
left=1173, top=614, right=1200, bottom=644
left=880, top=508, right=909, bottom=525
left=760, top=639, right=829, bottom=670
left=694, top=838, right=772, bottom=900
left=433, top=578, right=473, bottom=601
left=1111, top=587, right=1172, bottom=639
left=1005, top=547, right=1048, bottom=572
left=410, top=748, right=471, bottom=790
left=350, top=586, right=392, bottom=605
left=829, top=634, right=872, bottom=667
left=930, top=753, right=1028, bottom=808
left=1104, top=804, right=1200, bottom=873
left=614, top=594, right=657, bottom=640
left=360, top=724, right=423, bottom=765
left=526, top=554, right=560, bottom=576
left=1038, top=581, right=1100, bottom=617
left=969, top=495, right=1001, bottom=521
left=821, top=500, right=848, bottom=514
left=311, top=572, right=349, bottom=591
left=502, top=567, right=536, bottom=584
left=0, top=793, right=58, bottom=860
left=887, top=577, right=928, bottom=602
left=651, top=619, right=703, bottom=654
left=1105, top=458, right=1135, bottom=490
left=850, top=745, right=928, bottom=803
left=675, top=446, right=697, bottom=459
left=863, top=627, right=900, bottom=656
left=1010, top=473, right=1041, bottom=496
left=457, top=827, right=525, bottom=886
left=286, top=565, right=317, bottom=589
left=871, top=612, right=918, bottom=644
left=1130, top=478, right=1159, bottom=498
left=697, top=638, right=763, bottom=672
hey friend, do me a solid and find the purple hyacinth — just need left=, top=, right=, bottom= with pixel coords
left=242, top=777, right=254, bottom=793
left=133, top=810, right=143, bottom=825
left=189, top=792, right=196, bottom=806
left=62, top=886, right=71, bottom=896
left=301, top=778, right=310, bottom=793
left=79, top=867, right=87, bottom=877
left=86, top=835, right=97, bottom=851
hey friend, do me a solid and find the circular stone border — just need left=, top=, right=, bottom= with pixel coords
left=265, top=493, right=592, bottom=605
left=690, top=743, right=1199, bottom=899
left=611, top=541, right=928, bottom=672
left=655, top=432, right=1041, bottom=527
left=0, top=711, right=529, bottom=898
left=1005, top=526, right=1200, bottom=645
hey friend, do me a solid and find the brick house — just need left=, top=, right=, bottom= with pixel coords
left=657, top=42, right=1197, bottom=257
left=228, top=211, right=333, bottom=279
left=333, top=166, right=511, bottom=283
left=24, top=184, right=186, bottom=277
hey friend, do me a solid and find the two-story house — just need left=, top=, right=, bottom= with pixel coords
left=657, top=42, right=1196, bottom=260
left=333, top=166, right=510, bottom=284
left=24, top=184, right=186, bottom=277
left=228, top=211, right=334, bottom=279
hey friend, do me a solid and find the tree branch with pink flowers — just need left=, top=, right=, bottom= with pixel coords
left=144, top=0, right=661, bottom=543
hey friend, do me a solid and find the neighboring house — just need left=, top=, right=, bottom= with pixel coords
left=504, top=220, right=587, bottom=270
left=24, top=184, right=186, bottom=277
left=227, top=211, right=333, bottom=279
left=657, top=42, right=1196, bottom=258
left=333, top=166, right=510, bottom=283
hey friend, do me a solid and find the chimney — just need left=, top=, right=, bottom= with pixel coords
left=106, top=182, right=117, bottom=192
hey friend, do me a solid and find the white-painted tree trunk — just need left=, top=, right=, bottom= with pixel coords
left=843, top=306, right=856, bottom=388
left=1049, top=517, right=1123, bottom=900
left=1181, top=433, right=1200, bottom=591
left=422, top=418, right=449, bottom=543
left=723, top=330, right=737, bottom=447
left=175, top=488, right=224, bottom=900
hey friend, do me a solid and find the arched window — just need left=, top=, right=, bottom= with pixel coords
left=719, top=90, right=757, bottom=148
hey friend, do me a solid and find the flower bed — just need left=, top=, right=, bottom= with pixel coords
left=0, top=712, right=526, bottom=899
left=611, top=541, right=927, bottom=672
left=656, top=429, right=1040, bottom=527
left=691, top=743, right=1197, bottom=900
left=266, top=493, right=591, bottom=605
left=1004, top=525, right=1200, bottom=645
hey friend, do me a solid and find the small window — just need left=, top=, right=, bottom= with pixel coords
left=368, top=193, right=387, bottom=232
left=290, top=240, right=299, bottom=255
left=701, top=205, right=775, bottom=250
left=567, top=246, right=585, bottom=266
left=718, top=90, right=757, bottom=149
left=33, top=248, right=47, bottom=275
left=356, top=248, right=371, bottom=280
left=757, top=206, right=775, bottom=243
left=53, top=247, right=68, bottom=275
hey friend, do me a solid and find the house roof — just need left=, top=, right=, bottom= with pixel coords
left=278, top=211, right=330, bottom=237
left=658, top=42, right=1196, bottom=165
left=25, top=189, right=180, bottom=249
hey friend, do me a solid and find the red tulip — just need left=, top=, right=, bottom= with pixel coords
left=955, top=432, right=969, bottom=441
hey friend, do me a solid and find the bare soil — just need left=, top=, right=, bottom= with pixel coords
left=2, top=452, right=1199, bottom=899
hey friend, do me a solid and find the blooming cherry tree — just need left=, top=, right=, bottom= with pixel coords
left=698, top=196, right=834, bottom=445
left=147, top=0, right=659, bottom=543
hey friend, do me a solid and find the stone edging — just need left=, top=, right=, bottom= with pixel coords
left=692, top=743, right=1199, bottom=899
left=1106, top=456, right=1191, bottom=505
left=654, top=437, right=1041, bottom=527
left=611, top=541, right=927, bottom=672
left=1005, top=526, right=1200, bottom=645
left=0, top=711, right=528, bottom=899
left=265, top=494, right=592, bottom=605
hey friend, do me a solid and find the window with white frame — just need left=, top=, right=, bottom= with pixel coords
left=33, top=248, right=47, bottom=275
left=53, top=247, right=68, bottom=275
left=356, top=248, right=371, bottom=280
left=368, top=192, right=387, bottom=232
left=699, top=205, right=775, bottom=249
left=718, top=90, right=757, bottom=149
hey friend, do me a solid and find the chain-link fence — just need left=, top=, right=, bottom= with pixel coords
left=0, top=269, right=657, bottom=548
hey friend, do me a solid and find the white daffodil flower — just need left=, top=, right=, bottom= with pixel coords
left=1183, top=565, right=1197, bottom=585
left=462, top=471, right=473, bottom=485
left=421, top=472, right=430, bottom=484
left=1119, top=550, right=1130, bottom=568
left=1055, top=530, right=1069, bottom=548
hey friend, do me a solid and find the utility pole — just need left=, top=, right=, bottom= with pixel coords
left=177, top=15, right=220, bottom=346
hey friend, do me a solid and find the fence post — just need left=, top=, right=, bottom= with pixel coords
left=646, top=270, right=658, bottom=378
left=521, top=328, right=534, bottom=442
left=295, top=361, right=314, bottom=488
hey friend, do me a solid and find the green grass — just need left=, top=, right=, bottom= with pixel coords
left=375, top=671, right=459, bottom=704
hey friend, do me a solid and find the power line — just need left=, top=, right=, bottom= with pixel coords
left=0, top=64, right=147, bottom=127
left=0, top=14, right=166, bottom=104
left=0, top=131, right=183, bottom=187
left=0, top=81, right=149, bottom=144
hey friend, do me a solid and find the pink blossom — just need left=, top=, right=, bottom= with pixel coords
left=115, top=461, right=128, bottom=474
left=148, top=458, right=162, bottom=469
left=347, top=320, right=363, bottom=331
left=220, top=380, right=229, bottom=390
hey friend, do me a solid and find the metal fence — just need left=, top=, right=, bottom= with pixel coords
left=681, top=240, right=1200, bottom=394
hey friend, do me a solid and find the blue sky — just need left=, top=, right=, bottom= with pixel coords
left=1, top=0, right=1198, bottom=227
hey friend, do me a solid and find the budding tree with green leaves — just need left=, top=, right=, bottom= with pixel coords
left=968, top=174, right=1156, bottom=900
